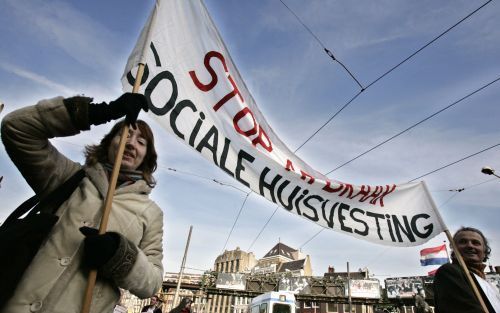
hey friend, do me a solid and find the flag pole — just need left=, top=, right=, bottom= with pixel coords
left=80, top=63, right=146, bottom=313
left=443, top=240, right=451, bottom=263
left=421, top=182, right=489, bottom=313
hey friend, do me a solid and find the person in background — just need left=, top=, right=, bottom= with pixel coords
left=169, top=298, right=192, bottom=313
left=1, top=93, right=163, bottom=313
left=433, top=226, right=500, bottom=312
left=414, top=288, right=430, bottom=313
left=141, top=295, right=162, bottom=313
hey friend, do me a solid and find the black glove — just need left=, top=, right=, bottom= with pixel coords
left=79, top=226, right=120, bottom=269
left=88, top=93, right=149, bottom=127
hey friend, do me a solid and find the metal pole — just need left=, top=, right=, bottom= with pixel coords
left=172, top=225, right=193, bottom=310
left=347, top=262, right=352, bottom=313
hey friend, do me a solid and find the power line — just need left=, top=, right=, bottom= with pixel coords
left=159, top=165, right=249, bottom=194
left=293, top=0, right=492, bottom=153
left=410, top=143, right=500, bottom=182
left=437, top=191, right=460, bottom=208
left=294, top=90, right=363, bottom=153
left=247, top=206, right=279, bottom=251
left=279, top=0, right=364, bottom=89
left=221, top=192, right=251, bottom=254
left=299, top=228, right=324, bottom=250
left=364, top=0, right=492, bottom=90
left=326, top=76, right=500, bottom=174
left=465, top=177, right=500, bottom=189
left=433, top=177, right=499, bottom=192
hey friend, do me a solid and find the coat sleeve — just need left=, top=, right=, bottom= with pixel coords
left=433, top=264, right=484, bottom=313
left=115, top=202, right=164, bottom=298
left=1, top=97, right=83, bottom=197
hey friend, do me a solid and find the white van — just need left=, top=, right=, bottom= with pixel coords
left=249, top=291, right=296, bottom=313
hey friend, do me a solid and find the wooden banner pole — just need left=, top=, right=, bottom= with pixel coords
left=444, top=229, right=490, bottom=313
left=80, top=63, right=146, bottom=313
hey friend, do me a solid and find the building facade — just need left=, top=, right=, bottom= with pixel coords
left=207, top=247, right=258, bottom=313
left=253, top=242, right=312, bottom=277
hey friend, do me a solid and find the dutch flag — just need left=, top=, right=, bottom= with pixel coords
left=420, top=244, right=449, bottom=266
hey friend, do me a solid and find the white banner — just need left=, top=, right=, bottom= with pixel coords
left=279, top=277, right=311, bottom=294
left=122, top=0, right=444, bottom=246
left=347, top=279, right=381, bottom=299
left=385, top=277, right=424, bottom=298
left=216, top=273, right=246, bottom=290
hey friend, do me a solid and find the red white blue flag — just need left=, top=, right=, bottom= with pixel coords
left=420, top=244, right=449, bottom=266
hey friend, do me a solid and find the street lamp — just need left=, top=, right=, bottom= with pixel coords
left=481, top=166, right=500, bottom=179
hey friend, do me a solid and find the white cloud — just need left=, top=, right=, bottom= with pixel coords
left=0, top=63, right=76, bottom=96
left=5, top=0, right=124, bottom=71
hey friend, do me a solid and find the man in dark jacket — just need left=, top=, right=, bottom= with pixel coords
left=433, top=227, right=499, bottom=312
left=141, top=295, right=162, bottom=313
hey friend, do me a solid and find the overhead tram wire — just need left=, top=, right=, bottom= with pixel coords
left=363, top=0, right=492, bottom=90
left=433, top=177, right=500, bottom=192
left=299, top=227, right=324, bottom=250
left=247, top=206, right=279, bottom=251
left=294, top=90, right=363, bottom=153
left=279, top=0, right=364, bottom=90
left=464, top=177, right=500, bottom=189
left=159, top=165, right=249, bottom=194
left=221, top=192, right=252, bottom=254
left=409, top=143, right=500, bottom=182
left=438, top=191, right=461, bottom=208
left=326, top=76, right=500, bottom=175
left=292, top=0, right=492, bottom=154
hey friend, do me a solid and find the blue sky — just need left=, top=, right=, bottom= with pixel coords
left=1, top=0, right=499, bottom=281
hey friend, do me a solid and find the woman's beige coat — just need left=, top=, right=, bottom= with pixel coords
left=1, top=97, right=164, bottom=313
